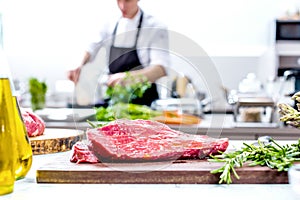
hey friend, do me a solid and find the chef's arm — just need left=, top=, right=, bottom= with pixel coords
left=131, top=64, right=166, bottom=83
left=79, top=51, right=91, bottom=67
left=107, top=65, right=166, bottom=86
left=67, top=52, right=91, bottom=84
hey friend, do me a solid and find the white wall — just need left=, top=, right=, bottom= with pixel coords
left=1, top=0, right=300, bottom=101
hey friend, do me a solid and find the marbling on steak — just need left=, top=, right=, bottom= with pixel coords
left=85, top=119, right=229, bottom=162
left=21, top=110, right=45, bottom=137
left=70, top=141, right=99, bottom=164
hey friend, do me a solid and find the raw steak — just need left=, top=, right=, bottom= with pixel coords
left=21, top=110, right=46, bottom=137
left=86, top=119, right=229, bottom=162
left=70, top=141, right=99, bottom=164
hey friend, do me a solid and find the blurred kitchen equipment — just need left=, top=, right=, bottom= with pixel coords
left=224, top=73, right=276, bottom=124
left=240, top=107, right=263, bottom=122
left=276, top=19, right=300, bottom=41
left=225, top=89, right=238, bottom=105
left=276, top=18, right=300, bottom=97
left=277, top=70, right=300, bottom=110
left=252, top=136, right=272, bottom=146
left=151, top=98, right=204, bottom=117
left=171, top=75, right=197, bottom=99
left=265, top=75, right=294, bottom=100
left=281, top=69, right=300, bottom=95
left=34, top=108, right=95, bottom=122
left=232, top=96, right=275, bottom=123
left=238, top=73, right=262, bottom=93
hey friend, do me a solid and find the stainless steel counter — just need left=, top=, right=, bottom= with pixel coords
left=44, top=113, right=300, bottom=140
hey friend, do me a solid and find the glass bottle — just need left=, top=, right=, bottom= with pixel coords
left=0, top=77, right=17, bottom=195
left=13, top=95, right=32, bottom=180
left=6, top=68, right=33, bottom=179
left=0, top=52, right=33, bottom=180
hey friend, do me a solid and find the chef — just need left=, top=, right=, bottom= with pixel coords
left=67, top=0, right=170, bottom=106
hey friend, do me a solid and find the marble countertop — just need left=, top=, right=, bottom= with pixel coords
left=1, top=141, right=299, bottom=200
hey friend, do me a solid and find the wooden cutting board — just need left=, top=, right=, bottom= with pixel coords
left=29, top=128, right=84, bottom=155
left=36, top=152, right=288, bottom=184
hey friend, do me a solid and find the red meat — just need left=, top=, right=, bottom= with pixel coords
left=21, top=110, right=45, bottom=137
left=86, top=119, right=229, bottom=162
left=70, top=141, right=99, bottom=164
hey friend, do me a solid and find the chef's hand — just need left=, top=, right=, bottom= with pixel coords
left=67, top=66, right=82, bottom=84
left=107, top=72, right=127, bottom=86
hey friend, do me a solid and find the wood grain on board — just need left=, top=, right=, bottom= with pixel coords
left=30, top=128, right=84, bottom=155
left=36, top=152, right=287, bottom=184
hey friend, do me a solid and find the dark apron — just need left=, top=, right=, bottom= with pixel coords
left=108, top=11, right=159, bottom=106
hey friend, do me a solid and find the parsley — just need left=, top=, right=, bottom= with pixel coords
left=94, top=102, right=162, bottom=121
left=106, top=72, right=151, bottom=105
left=29, top=77, right=47, bottom=111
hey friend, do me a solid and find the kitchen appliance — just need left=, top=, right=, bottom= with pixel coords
left=226, top=73, right=276, bottom=124
left=276, top=19, right=300, bottom=41
left=276, top=19, right=300, bottom=93
left=275, top=20, right=300, bottom=121
left=232, top=96, right=276, bottom=123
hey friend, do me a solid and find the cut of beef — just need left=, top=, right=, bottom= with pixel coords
left=70, top=141, right=99, bottom=164
left=86, top=119, right=229, bottom=162
left=21, top=110, right=46, bottom=137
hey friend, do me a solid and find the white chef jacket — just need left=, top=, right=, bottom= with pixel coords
left=85, top=9, right=170, bottom=71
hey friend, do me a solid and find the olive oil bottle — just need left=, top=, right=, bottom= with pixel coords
left=0, top=77, right=17, bottom=195
left=1, top=58, right=33, bottom=180
left=13, top=96, right=32, bottom=180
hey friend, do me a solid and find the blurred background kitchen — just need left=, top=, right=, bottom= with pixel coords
left=1, top=0, right=300, bottom=125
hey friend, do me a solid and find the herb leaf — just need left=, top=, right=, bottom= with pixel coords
left=106, top=72, right=151, bottom=105
left=29, top=77, right=47, bottom=111
left=94, top=102, right=162, bottom=121
left=209, top=138, right=300, bottom=184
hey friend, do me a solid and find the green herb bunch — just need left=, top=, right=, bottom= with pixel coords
left=209, top=138, right=300, bottom=184
left=95, top=102, right=161, bottom=122
left=29, top=77, right=47, bottom=111
left=106, top=72, right=151, bottom=105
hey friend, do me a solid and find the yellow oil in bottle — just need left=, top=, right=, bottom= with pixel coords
left=13, top=96, right=33, bottom=180
left=0, top=78, right=17, bottom=195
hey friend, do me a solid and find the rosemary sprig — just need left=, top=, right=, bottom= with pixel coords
left=209, top=138, right=300, bottom=184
